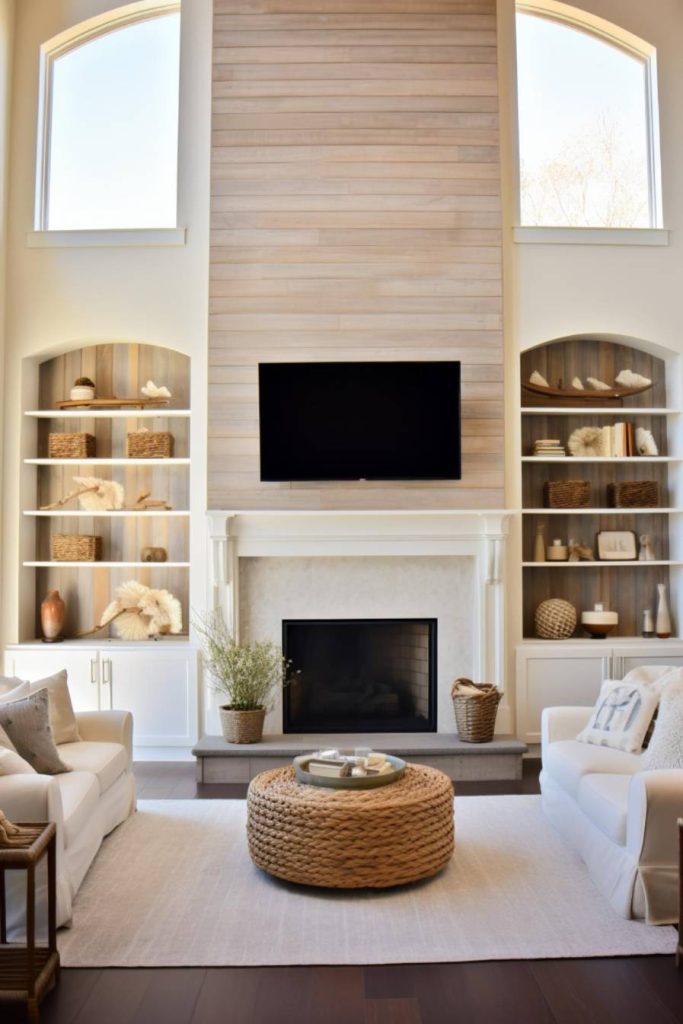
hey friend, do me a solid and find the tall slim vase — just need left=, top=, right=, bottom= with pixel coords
left=655, top=583, right=672, bottom=639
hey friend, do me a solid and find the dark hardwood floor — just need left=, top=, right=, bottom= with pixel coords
left=6, top=760, right=681, bottom=1024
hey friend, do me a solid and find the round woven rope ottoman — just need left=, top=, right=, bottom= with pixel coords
left=246, top=763, right=454, bottom=889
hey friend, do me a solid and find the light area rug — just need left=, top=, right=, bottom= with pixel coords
left=58, top=796, right=677, bottom=967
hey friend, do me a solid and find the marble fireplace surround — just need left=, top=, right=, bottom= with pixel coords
left=206, top=512, right=512, bottom=736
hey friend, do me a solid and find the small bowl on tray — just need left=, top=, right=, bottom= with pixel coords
left=293, top=752, right=406, bottom=790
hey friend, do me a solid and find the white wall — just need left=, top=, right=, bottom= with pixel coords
left=0, top=0, right=212, bottom=647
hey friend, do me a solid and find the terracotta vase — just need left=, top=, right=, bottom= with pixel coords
left=41, top=589, right=65, bottom=642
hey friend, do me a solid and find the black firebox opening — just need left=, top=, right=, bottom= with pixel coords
left=283, top=618, right=437, bottom=733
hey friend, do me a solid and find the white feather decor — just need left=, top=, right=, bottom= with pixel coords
left=586, top=377, right=611, bottom=391
left=615, top=369, right=652, bottom=388
left=571, top=377, right=584, bottom=390
left=529, top=370, right=549, bottom=387
left=635, top=426, right=658, bottom=456
left=568, top=426, right=605, bottom=457
left=99, top=581, right=183, bottom=640
left=74, top=477, right=125, bottom=511
left=141, top=380, right=172, bottom=400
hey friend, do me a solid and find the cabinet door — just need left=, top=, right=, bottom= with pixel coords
left=516, top=647, right=605, bottom=744
left=4, top=648, right=100, bottom=712
left=614, top=646, right=683, bottom=679
left=107, top=648, right=197, bottom=746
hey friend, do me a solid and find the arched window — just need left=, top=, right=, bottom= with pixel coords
left=35, top=1, right=181, bottom=231
left=516, top=1, right=661, bottom=228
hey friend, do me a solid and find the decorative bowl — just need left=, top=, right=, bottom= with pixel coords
left=293, top=753, right=406, bottom=790
left=581, top=609, right=618, bottom=639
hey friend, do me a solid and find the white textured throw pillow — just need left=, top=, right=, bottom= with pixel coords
left=643, top=680, right=683, bottom=770
left=577, top=679, right=659, bottom=753
left=0, top=681, right=30, bottom=704
left=28, top=670, right=80, bottom=744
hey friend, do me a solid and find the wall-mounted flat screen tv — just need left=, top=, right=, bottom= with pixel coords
left=258, top=361, right=461, bottom=482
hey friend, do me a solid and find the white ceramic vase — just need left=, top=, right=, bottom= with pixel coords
left=655, top=583, right=672, bottom=639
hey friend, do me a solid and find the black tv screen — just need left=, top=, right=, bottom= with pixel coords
left=258, top=361, right=461, bottom=482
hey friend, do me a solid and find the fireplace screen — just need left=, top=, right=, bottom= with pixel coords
left=283, top=618, right=437, bottom=733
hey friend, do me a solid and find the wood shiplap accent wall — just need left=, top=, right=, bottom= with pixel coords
left=208, top=0, right=503, bottom=510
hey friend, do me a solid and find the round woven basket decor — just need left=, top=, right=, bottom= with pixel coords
left=247, top=763, right=454, bottom=889
left=535, top=598, right=577, bottom=640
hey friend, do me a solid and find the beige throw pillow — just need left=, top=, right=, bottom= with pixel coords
left=577, top=679, right=659, bottom=753
left=0, top=689, right=71, bottom=774
left=28, top=670, right=80, bottom=744
left=643, top=680, right=683, bottom=770
left=0, top=724, right=36, bottom=775
left=0, top=680, right=30, bottom=704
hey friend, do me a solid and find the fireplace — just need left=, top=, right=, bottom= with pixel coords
left=282, top=618, right=437, bottom=733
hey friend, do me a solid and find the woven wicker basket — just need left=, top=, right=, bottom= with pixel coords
left=51, top=534, right=102, bottom=562
left=535, top=598, right=577, bottom=639
left=219, top=706, right=266, bottom=744
left=48, top=432, right=96, bottom=459
left=607, top=480, right=659, bottom=508
left=544, top=479, right=591, bottom=508
left=126, top=431, right=174, bottom=458
left=450, top=679, right=502, bottom=743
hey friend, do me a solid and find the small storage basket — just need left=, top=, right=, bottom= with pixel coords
left=450, top=679, right=502, bottom=743
left=126, top=431, right=174, bottom=458
left=51, top=534, right=102, bottom=562
left=607, top=480, right=659, bottom=508
left=543, top=479, right=591, bottom=508
left=48, top=432, right=96, bottom=459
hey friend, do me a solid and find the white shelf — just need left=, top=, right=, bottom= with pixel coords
left=522, top=456, right=679, bottom=463
left=24, top=561, right=191, bottom=568
left=25, top=458, right=190, bottom=466
left=24, top=510, right=190, bottom=518
left=522, top=508, right=678, bottom=515
left=521, top=407, right=680, bottom=416
left=523, top=560, right=682, bottom=568
left=25, top=409, right=191, bottom=419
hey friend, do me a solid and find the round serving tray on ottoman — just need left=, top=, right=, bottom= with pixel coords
left=247, top=763, right=454, bottom=889
left=293, top=753, right=406, bottom=789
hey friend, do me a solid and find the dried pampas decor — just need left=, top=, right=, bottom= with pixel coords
left=615, top=369, right=652, bottom=388
left=40, top=478, right=171, bottom=512
left=568, top=426, right=605, bottom=457
left=635, top=427, right=658, bottom=456
left=586, top=377, right=611, bottom=390
left=79, top=580, right=183, bottom=640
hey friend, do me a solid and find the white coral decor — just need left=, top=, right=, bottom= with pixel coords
left=99, top=580, right=183, bottom=640
left=141, top=380, right=172, bottom=400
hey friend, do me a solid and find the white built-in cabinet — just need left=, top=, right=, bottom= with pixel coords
left=516, top=641, right=683, bottom=743
left=4, top=643, right=198, bottom=748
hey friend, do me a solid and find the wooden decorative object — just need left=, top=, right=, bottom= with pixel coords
left=247, top=764, right=454, bottom=889
left=51, top=534, right=102, bottom=562
left=55, top=397, right=170, bottom=410
left=677, top=819, right=682, bottom=968
left=0, top=822, right=59, bottom=1023
left=48, top=432, right=96, bottom=459
left=544, top=480, right=591, bottom=508
left=126, top=431, right=174, bottom=458
left=450, top=679, right=501, bottom=743
left=522, top=379, right=652, bottom=405
left=607, top=480, right=659, bottom=508
left=535, top=598, right=577, bottom=640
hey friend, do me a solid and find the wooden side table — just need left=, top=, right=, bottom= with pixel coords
left=678, top=818, right=682, bottom=968
left=0, top=822, right=60, bottom=1022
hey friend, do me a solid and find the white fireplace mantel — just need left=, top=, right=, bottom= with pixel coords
left=207, top=511, right=513, bottom=730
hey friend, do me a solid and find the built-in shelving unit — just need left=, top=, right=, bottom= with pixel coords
left=19, top=342, right=192, bottom=642
left=520, top=336, right=683, bottom=641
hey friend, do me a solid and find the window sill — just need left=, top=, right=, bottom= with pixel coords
left=513, top=226, right=669, bottom=247
left=27, top=228, right=187, bottom=248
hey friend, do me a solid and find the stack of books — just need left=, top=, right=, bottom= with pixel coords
left=601, top=422, right=635, bottom=457
left=533, top=438, right=566, bottom=457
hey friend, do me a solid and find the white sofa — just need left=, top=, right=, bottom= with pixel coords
left=0, top=709, right=136, bottom=930
left=541, top=705, right=683, bottom=924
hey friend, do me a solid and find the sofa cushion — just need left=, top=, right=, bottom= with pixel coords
left=577, top=680, right=659, bottom=753
left=29, top=671, right=80, bottom=744
left=577, top=773, right=632, bottom=845
left=55, top=771, right=100, bottom=849
left=0, top=690, right=71, bottom=774
left=58, top=741, right=127, bottom=795
left=544, top=739, right=642, bottom=798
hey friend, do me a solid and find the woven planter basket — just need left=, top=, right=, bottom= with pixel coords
left=48, top=432, right=96, bottom=459
left=535, top=598, right=577, bottom=640
left=51, top=534, right=102, bottom=562
left=607, top=480, right=659, bottom=508
left=450, top=679, right=501, bottom=743
left=219, top=706, right=266, bottom=744
left=543, top=479, right=591, bottom=508
left=126, top=431, right=174, bottom=458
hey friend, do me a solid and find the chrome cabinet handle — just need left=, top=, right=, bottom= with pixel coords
left=90, top=658, right=97, bottom=685
left=102, top=658, right=111, bottom=685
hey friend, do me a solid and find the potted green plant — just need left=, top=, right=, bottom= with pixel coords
left=194, top=610, right=288, bottom=744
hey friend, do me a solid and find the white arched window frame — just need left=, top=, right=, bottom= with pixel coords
left=514, top=0, right=664, bottom=241
left=33, top=0, right=182, bottom=239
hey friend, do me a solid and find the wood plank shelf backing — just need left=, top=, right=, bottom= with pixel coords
left=520, top=337, right=678, bottom=641
left=208, top=0, right=503, bottom=511
left=21, top=343, right=192, bottom=640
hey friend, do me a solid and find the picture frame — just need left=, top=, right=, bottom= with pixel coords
left=596, top=530, right=637, bottom=561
